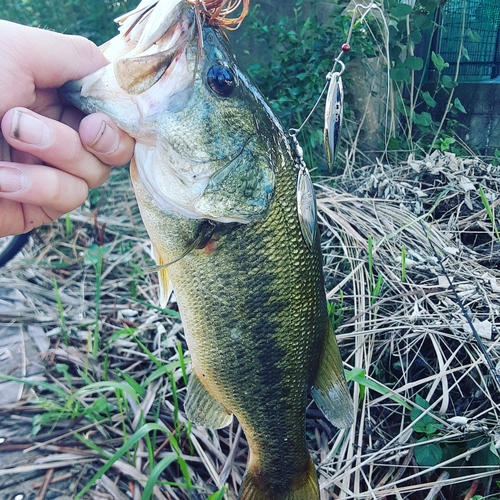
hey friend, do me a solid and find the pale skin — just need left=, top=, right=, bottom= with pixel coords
left=0, top=21, right=135, bottom=237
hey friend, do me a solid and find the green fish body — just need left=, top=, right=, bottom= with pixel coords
left=62, top=2, right=353, bottom=497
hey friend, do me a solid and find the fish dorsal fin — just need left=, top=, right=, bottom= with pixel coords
left=184, top=371, right=233, bottom=429
left=151, top=244, right=173, bottom=308
left=311, top=322, right=354, bottom=429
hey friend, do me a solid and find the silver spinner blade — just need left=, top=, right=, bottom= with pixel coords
left=324, top=72, right=344, bottom=170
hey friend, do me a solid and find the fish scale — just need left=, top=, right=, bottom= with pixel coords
left=132, top=141, right=331, bottom=496
left=61, top=1, right=353, bottom=497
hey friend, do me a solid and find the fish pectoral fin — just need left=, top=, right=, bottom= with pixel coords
left=312, top=323, right=354, bottom=429
left=184, top=371, right=232, bottom=429
left=151, top=244, right=173, bottom=308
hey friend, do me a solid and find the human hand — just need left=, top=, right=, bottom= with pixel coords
left=0, top=21, right=135, bottom=237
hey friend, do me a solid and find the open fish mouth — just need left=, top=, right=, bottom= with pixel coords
left=60, top=0, right=199, bottom=128
left=106, top=0, right=196, bottom=94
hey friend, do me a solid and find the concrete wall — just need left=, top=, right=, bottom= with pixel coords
left=453, top=82, right=500, bottom=155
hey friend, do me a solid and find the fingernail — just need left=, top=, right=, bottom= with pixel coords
left=10, top=109, right=51, bottom=146
left=87, top=121, right=119, bottom=155
left=0, top=167, right=26, bottom=193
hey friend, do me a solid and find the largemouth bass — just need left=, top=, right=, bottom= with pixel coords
left=62, top=1, right=353, bottom=497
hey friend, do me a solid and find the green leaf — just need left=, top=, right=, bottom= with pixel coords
left=422, top=91, right=437, bottom=108
left=410, top=395, right=442, bottom=434
left=462, top=46, right=470, bottom=61
left=390, top=65, right=411, bottom=82
left=431, top=51, right=449, bottom=72
left=387, top=137, right=400, bottom=150
left=414, top=441, right=443, bottom=467
left=441, top=75, right=457, bottom=89
left=84, top=243, right=110, bottom=266
left=405, top=56, right=423, bottom=71
left=469, top=436, right=500, bottom=473
left=390, top=4, right=413, bottom=18
left=439, top=137, right=456, bottom=151
left=412, top=112, right=433, bottom=126
left=413, top=395, right=429, bottom=410
left=420, top=0, right=440, bottom=12
left=413, top=12, right=433, bottom=30
left=466, top=28, right=482, bottom=43
left=453, top=97, right=467, bottom=114
left=410, top=29, right=423, bottom=44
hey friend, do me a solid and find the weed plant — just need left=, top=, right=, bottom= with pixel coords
left=236, top=0, right=479, bottom=172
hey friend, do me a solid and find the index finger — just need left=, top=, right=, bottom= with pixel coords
left=0, top=21, right=109, bottom=110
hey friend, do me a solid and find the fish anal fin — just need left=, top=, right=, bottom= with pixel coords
left=238, top=457, right=319, bottom=500
left=184, top=371, right=232, bottom=429
left=312, top=323, right=354, bottom=429
left=151, top=244, right=173, bottom=308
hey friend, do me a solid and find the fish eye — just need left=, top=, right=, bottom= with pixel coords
left=207, top=64, right=236, bottom=97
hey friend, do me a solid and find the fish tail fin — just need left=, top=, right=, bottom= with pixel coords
left=238, top=457, right=319, bottom=500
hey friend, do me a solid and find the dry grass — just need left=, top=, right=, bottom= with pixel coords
left=0, top=152, right=499, bottom=499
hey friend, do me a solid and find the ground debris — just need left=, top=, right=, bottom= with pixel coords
left=1, top=156, right=499, bottom=499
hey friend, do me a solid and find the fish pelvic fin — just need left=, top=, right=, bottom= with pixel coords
left=151, top=244, right=173, bottom=308
left=184, top=371, right=233, bottom=429
left=312, top=322, right=354, bottom=429
left=238, top=457, right=319, bottom=500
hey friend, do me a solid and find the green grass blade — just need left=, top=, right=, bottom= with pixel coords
left=75, top=433, right=110, bottom=458
left=401, top=245, right=407, bottom=282
left=93, top=245, right=104, bottom=357
left=52, top=277, right=67, bottom=342
left=64, top=213, right=73, bottom=236
left=142, top=454, right=178, bottom=500
left=142, top=362, right=182, bottom=387
left=207, top=487, right=228, bottom=500
left=479, top=185, right=500, bottom=242
left=131, top=333, right=165, bottom=368
left=130, top=297, right=181, bottom=319
left=345, top=368, right=412, bottom=410
left=75, top=381, right=141, bottom=402
left=176, top=342, right=189, bottom=387
left=368, top=235, right=374, bottom=287
left=119, top=370, right=146, bottom=398
left=75, top=423, right=178, bottom=499
left=0, top=373, right=67, bottom=399
left=176, top=456, right=194, bottom=491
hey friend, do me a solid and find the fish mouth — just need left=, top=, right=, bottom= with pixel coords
left=60, top=1, right=198, bottom=126
left=109, top=1, right=196, bottom=97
